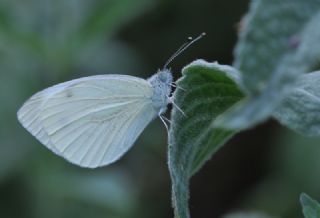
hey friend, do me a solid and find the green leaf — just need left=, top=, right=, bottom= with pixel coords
left=273, top=72, right=320, bottom=136
left=234, top=0, right=320, bottom=94
left=300, top=193, right=320, bottom=218
left=215, top=0, right=320, bottom=130
left=168, top=60, right=244, bottom=218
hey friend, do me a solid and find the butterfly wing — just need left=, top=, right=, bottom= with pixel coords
left=17, top=75, right=158, bottom=168
left=17, top=80, right=74, bottom=155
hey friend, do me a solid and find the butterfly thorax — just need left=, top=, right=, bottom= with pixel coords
left=147, top=69, right=172, bottom=115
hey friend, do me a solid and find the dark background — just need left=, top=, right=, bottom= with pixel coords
left=1, top=1, right=320, bottom=218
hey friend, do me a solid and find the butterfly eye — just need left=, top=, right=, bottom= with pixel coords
left=158, top=72, right=168, bottom=82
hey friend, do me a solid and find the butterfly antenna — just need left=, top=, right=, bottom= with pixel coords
left=163, top=32, right=206, bottom=69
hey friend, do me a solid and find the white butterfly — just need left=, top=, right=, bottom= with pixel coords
left=17, top=33, right=205, bottom=168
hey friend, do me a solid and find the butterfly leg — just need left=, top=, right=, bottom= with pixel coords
left=168, top=96, right=187, bottom=117
left=159, top=114, right=170, bottom=133
left=161, top=115, right=171, bottom=124
left=170, top=82, right=186, bottom=91
left=170, top=82, right=177, bottom=87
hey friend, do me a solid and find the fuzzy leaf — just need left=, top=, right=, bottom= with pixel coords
left=274, top=72, right=320, bottom=136
left=235, top=0, right=320, bottom=93
left=300, top=193, right=320, bottom=218
left=169, top=60, right=244, bottom=218
left=215, top=0, right=320, bottom=130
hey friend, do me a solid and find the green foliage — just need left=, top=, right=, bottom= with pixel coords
left=169, top=60, right=244, bottom=218
left=4, top=0, right=320, bottom=217
left=215, top=0, right=320, bottom=130
left=234, top=0, right=320, bottom=92
left=169, top=0, right=320, bottom=217
left=274, top=72, right=320, bottom=136
left=300, top=193, right=320, bottom=218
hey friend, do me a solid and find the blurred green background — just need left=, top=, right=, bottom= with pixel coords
left=1, top=0, right=320, bottom=218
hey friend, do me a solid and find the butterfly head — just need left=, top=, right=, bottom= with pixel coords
left=148, top=33, right=205, bottom=115
left=157, top=68, right=173, bottom=85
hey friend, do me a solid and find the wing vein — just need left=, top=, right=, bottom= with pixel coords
left=43, top=100, right=142, bottom=135
left=98, top=102, right=147, bottom=165
left=79, top=120, right=112, bottom=166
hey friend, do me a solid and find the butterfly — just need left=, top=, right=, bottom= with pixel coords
left=17, top=33, right=205, bottom=168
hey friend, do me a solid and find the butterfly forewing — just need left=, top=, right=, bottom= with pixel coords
left=18, top=75, right=158, bottom=168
